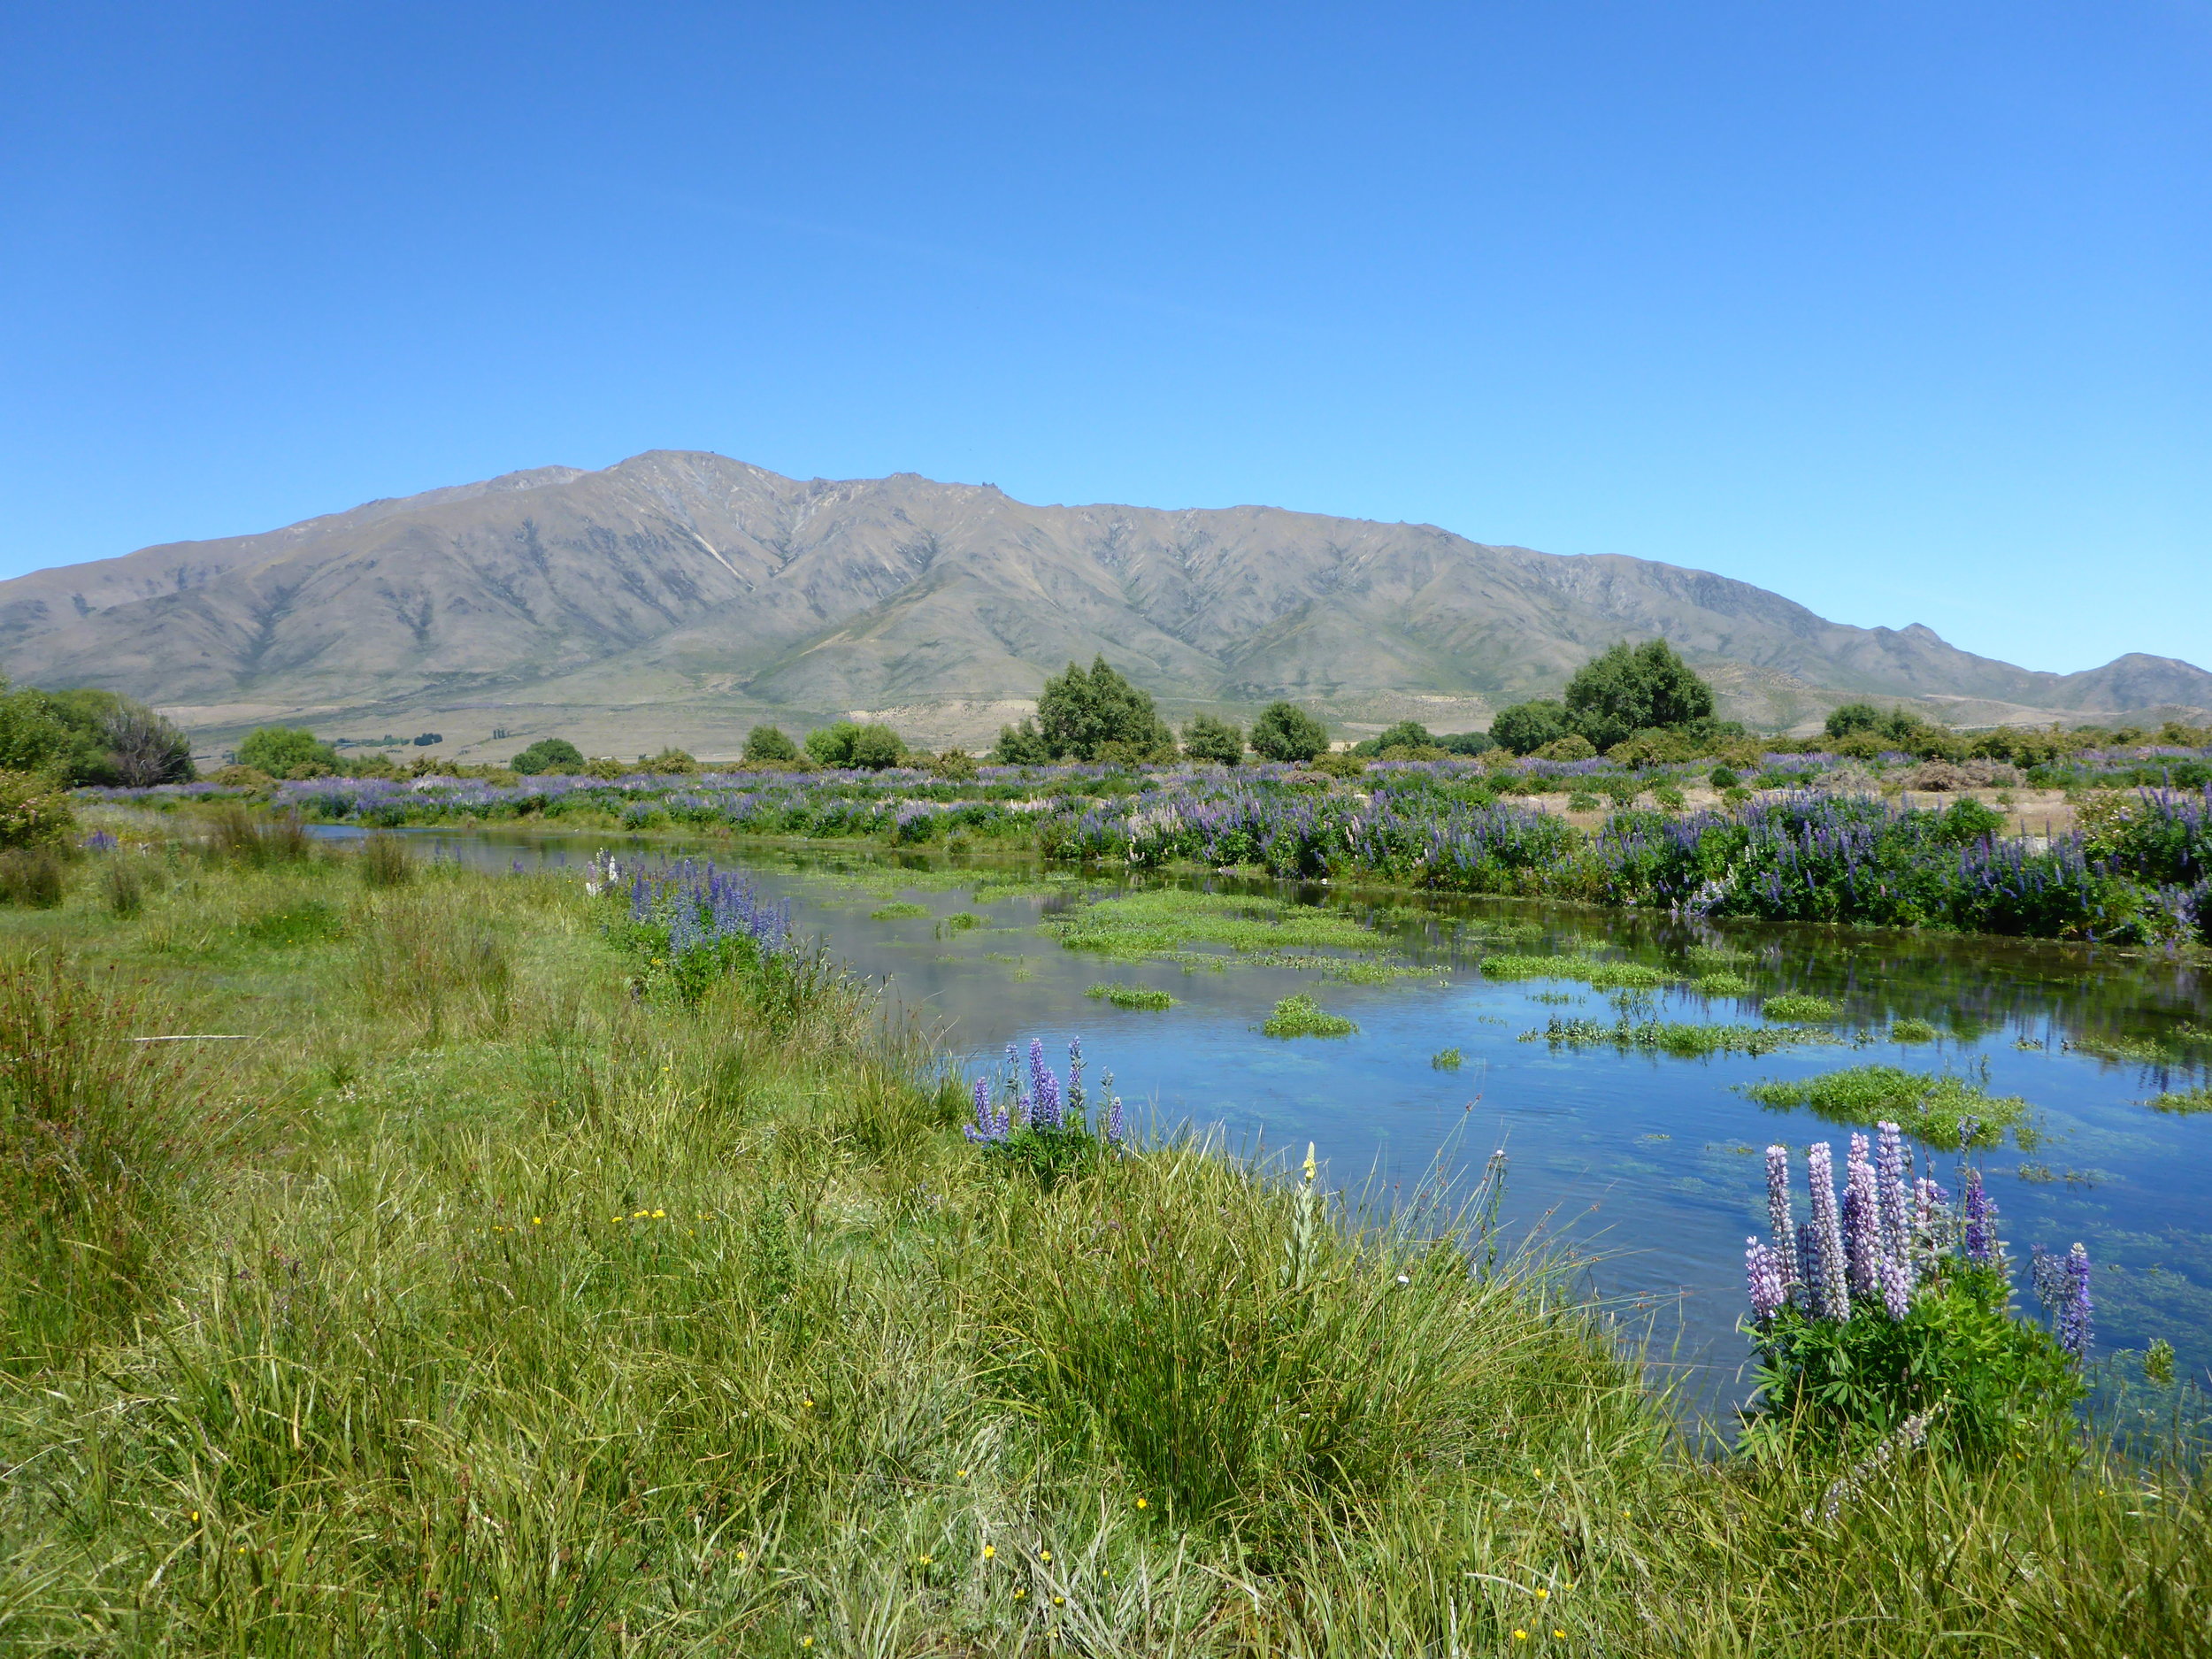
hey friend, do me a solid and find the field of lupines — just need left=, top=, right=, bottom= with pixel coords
left=0, top=823, right=2204, bottom=1654
left=90, top=747, right=2212, bottom=945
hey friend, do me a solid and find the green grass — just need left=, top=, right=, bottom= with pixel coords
left=868, top=900, right=932, bottom=919
left=1087, top=981, right=1177, bottom=1010
left=1693, top=971, right=1752, bottom=995
left=1521, top=1017, right=1837, bottom=1057
left=2148, top=1085, right=2212, bottom=1116
left=1048, top=887, right=1383, bottom=961
left=1261, top=993, right=1359, bottom=1037
left=1764, top=993, right=1842, bottom=1021
left=0, top=828, right=2201, bottom=1655
left=1891, top=1016, right=1942, bottom=1041
left=1739, top=1064, right=2030, bottom=1147
left=1479, top=953, right=1676, bottom=988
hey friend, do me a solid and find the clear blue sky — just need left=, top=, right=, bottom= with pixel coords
left=3, top=2, right=2205, bottom=674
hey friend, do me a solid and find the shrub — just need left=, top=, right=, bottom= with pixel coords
left=0, top=771, right=73, bottom=850
left=1563, top=639, right=1716, bottom=752
left=1036, top=657, right=1176, bottom=762
left=1532, top=733, right=1596, bottom=762
left=1436, top=729, right=1497, bottom=757
left=238, top=725, right=339, bottom=777
left=928, top=747, right=979, bottom=780
left=805, top=721, right=905, bottom=770
left=990, top=717, right=1053, bottom=765
left=0, top=849, right=67, bottom=908
left=744, top=724, right=800, bottom=763
left=1489, top=699, right=1570, bottom=756
left=510, top=737, right=585, bottom=775
left=1249, top=702, right=1330, bottom=764
left=642, top=747, right=700, bottom=774
left=1181, top=712, right=1246, bottom=765
left=1311, top=750, right=1365, bottom=778
left=1709, top=764, right=1740, bottom=788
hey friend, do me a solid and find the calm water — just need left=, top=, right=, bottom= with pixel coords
left=362, top=827, right=2212, bottom=1404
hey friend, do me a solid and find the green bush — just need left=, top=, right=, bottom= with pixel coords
left=1489, top=699, right=1570, bottom=756
left=508, top=737, right=585, bottom=775
left=238, top=725, right=340, bottom=777
left=743, top=724, right=800, bottom=763
left=990, top=716, right=1053, bottom=764
left=1249, top=702, right=1330, bottom=764
left=1180, top=712, right=1245, bottom=764
left=805, top=721, right=905, bottom=770
left=1563, top=639, right=1716, bottom=753
left=0, top=771, right=74, bottom=850
left=1034, top=657, right=1176, bottom=762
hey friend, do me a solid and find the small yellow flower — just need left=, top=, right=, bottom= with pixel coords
left=918, top=1555, right=932, bottom=1566
left=1135, top=1497, right=1148, bottom=1509
left=801, top=1640, right=813, bottom=1649
left=1536, top=1587, right=1549, bottom=1600
left=652, top=1209, right=665, bottom=1218
left=634, top=1210, right=647, bottom=1218
left=956, top=1468, right=968, bottom=1479
left=1040, top=1549, right=1052, bottom=1563
left=532, top=1217, right=542, bottom=1225
left=803, top=1397, right=815, bottom=1409
left=1554, top=1632, right=1566, bottom=1640
left=189, top=1510, right=199, bottom=1522
left=982, top=1545, right=995, bottom=1559
left=1513, top=1632, right=1527, bottom=1642
left=1015, top=1587, right=1027, bottom=1600
left=1532, top=1467, right=1543, bottom=1478
left=1053, top=1595, right=1065, bottom=1606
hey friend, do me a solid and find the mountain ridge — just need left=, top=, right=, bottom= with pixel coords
left=1, top=450, right=2203, bottom=757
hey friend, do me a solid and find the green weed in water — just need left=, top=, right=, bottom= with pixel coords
left=1479, top=953, right=1675, bottom=988
left=1051, top=888, right=1381, bottom=961
left=868, top=901, right=931, bottom=919
left=1694, top=971, right=1752, bottom=995
left=1522, top=1018, right=1834, bottom=1057
left=1739, top=1064, right=2028, bottom=1147
left=1087, top=982, right=1177, bottom=1010
left=1432, top=1046, right=1463, bottom=1070
left=1891, top=1016, right=1941, bottom=1041
left=2148, top=1085, right=2212, bottom=1116
left=1262, top=993, right=1358, bottom=1037
left=1764, top=993, right=1841, bottom=1022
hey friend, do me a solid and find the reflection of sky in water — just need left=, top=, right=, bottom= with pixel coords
left=383, top=828, right=2212, bottom=1407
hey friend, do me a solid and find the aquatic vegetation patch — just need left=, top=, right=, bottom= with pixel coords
left=1479, top=953, right=1675, bottom=988
left=1521, top=1017, right=1833, bottom=1057
left=1048, top=887, right=1381, bottom=960
left=867, top=901, right=931, bottom=919
left=1694, top=971, right=1752, bottom=995
left=1432, top=1046, right=1463, bottom=1070
left=1739, top=1064, right=2026, bottom=1148
left=1262, top=993, right=1359, bottom=1037
left=1764, top=993, right=1841, bottom=1022
left=942, top=911, right=980, bottom=931
left=2147, top=1085, right=2212, bottom=1116
left=1890, top=1017, right=1940, bottom=1042
left=1087, top=982, right=1176, bottom=1010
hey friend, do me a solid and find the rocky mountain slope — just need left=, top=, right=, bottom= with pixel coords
left=2, top=451, right=2203, bottom=756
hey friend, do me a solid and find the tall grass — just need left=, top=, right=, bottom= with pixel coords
left=0, top=841, right=2201, bottom=1653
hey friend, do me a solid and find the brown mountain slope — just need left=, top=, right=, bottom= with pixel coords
left=1, top=450, right=2203, bottom=751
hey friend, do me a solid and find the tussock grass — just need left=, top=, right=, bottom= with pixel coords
left=1087, top=982, right=1176, bottom=1010
left=1480, top=953, right=1676, bottom=988
left=0, top=840, right=2201, bottom=1654
left=1764, top=992, right=1843, bottom=1021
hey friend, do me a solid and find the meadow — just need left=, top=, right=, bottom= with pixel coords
left=0, top=820, right=2205, bottom=1655
left=87, top=742, right=2212, bottom=950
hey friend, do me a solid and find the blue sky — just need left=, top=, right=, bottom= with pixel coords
left=2, top=1, right=2205, bottom=673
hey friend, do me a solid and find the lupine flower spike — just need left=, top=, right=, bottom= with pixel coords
left=1745, top=1238, right=1786, bottom=1324
left=1763, top=1146, right=1799, bottom=1296
left=1805, top=1141, right=1851, bottom=1322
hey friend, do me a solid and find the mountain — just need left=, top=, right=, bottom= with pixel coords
left=1, top=450, right=2204, bottom=758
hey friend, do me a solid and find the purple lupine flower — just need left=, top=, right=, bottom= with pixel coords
left=963, top=1075, right=1010, bottom=1144
left=2060, top=1242, right=2093, bottom=1357
left=1102, top=1070, right=1125, bottom=1146
left=1878, top=1244, right=1913, bottom=1321
left=1028, top=1038, right=1063, bottom=1131
left=1066, top=1038, right=1086, bottom=1129
left=1962, top=1167, right=1995, bottom=1263
left=1764, top=1145, right=1800, bottom=1294
left=1807, top=1141, right=1851, bottom=1322
left=2031, top=1245, right=2069, bottom=1316
left=1746, top=1238, right=1786, bottom=1324
left=1957, top=1116, right=1982, bottom=1152
left=1005, top=1042, right=1028, bottom=1125
left=1796, top=1220, right=1821, bottom=1309
left=1875, top=1121, right=1912, bottom=1289
left=1913, top=1177, right=1953, bottom=1263
left=1844, top=1133, right=1882, bottom=1302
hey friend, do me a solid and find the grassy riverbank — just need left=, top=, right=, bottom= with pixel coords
left=1, top=832, right=2205, bottom=1654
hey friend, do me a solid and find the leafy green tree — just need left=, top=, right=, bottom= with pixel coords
left=1562, top=640, right=1716, bottom=752
left=99, top=701, right=196, bottom=786
left=509, top=737, right=585, bottom=776
left=1035, top=657, right=1175, bottom=762
left=743, top=725, right=799, bottom=763
left=1824, top=702, right=1886, bottom=740
left=991, top=718, right=1053, bottom=765
left=1180, top=713, right=1245, bottom=765
left=1249, top=702, right=1329, bottom=764
left=805, top=721, right=904, bottom=770
left=1376, top=718, right=1433, bottom=751
left=0, top=681, right=76, bottom=775
left=239, top=725, right=342, bottom=777
left=1489, top=700, right=1570, bottom=756
left=1436, top=730, right=1496, bottom=757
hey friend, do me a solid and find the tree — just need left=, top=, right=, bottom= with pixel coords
left=744, top=724, right=799, bottom=763
left=1824, top=703, right=1886, bottom=740
left=1489, top=700, right=1570, bottom=756
left=1181, top=713, right=1245, bottom=765
left=102, top=703, right=196, bottom=786
left=1249, top=702, right=1328, bottom=764
left=805, top=721, right=904, bottom=770
left=991, top=718, right=1052, bottom=765
left=1562, top=640, right=1716, bottom=752
left=510, top=737, right=585, bottom=775
left=1437, top=730, right=1496, bottom=757
left=0, top=681, right=76, bottom=775
left=1034, top=657, right=1175, bottom=762
left=239, top=725, right=341, bottom=777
